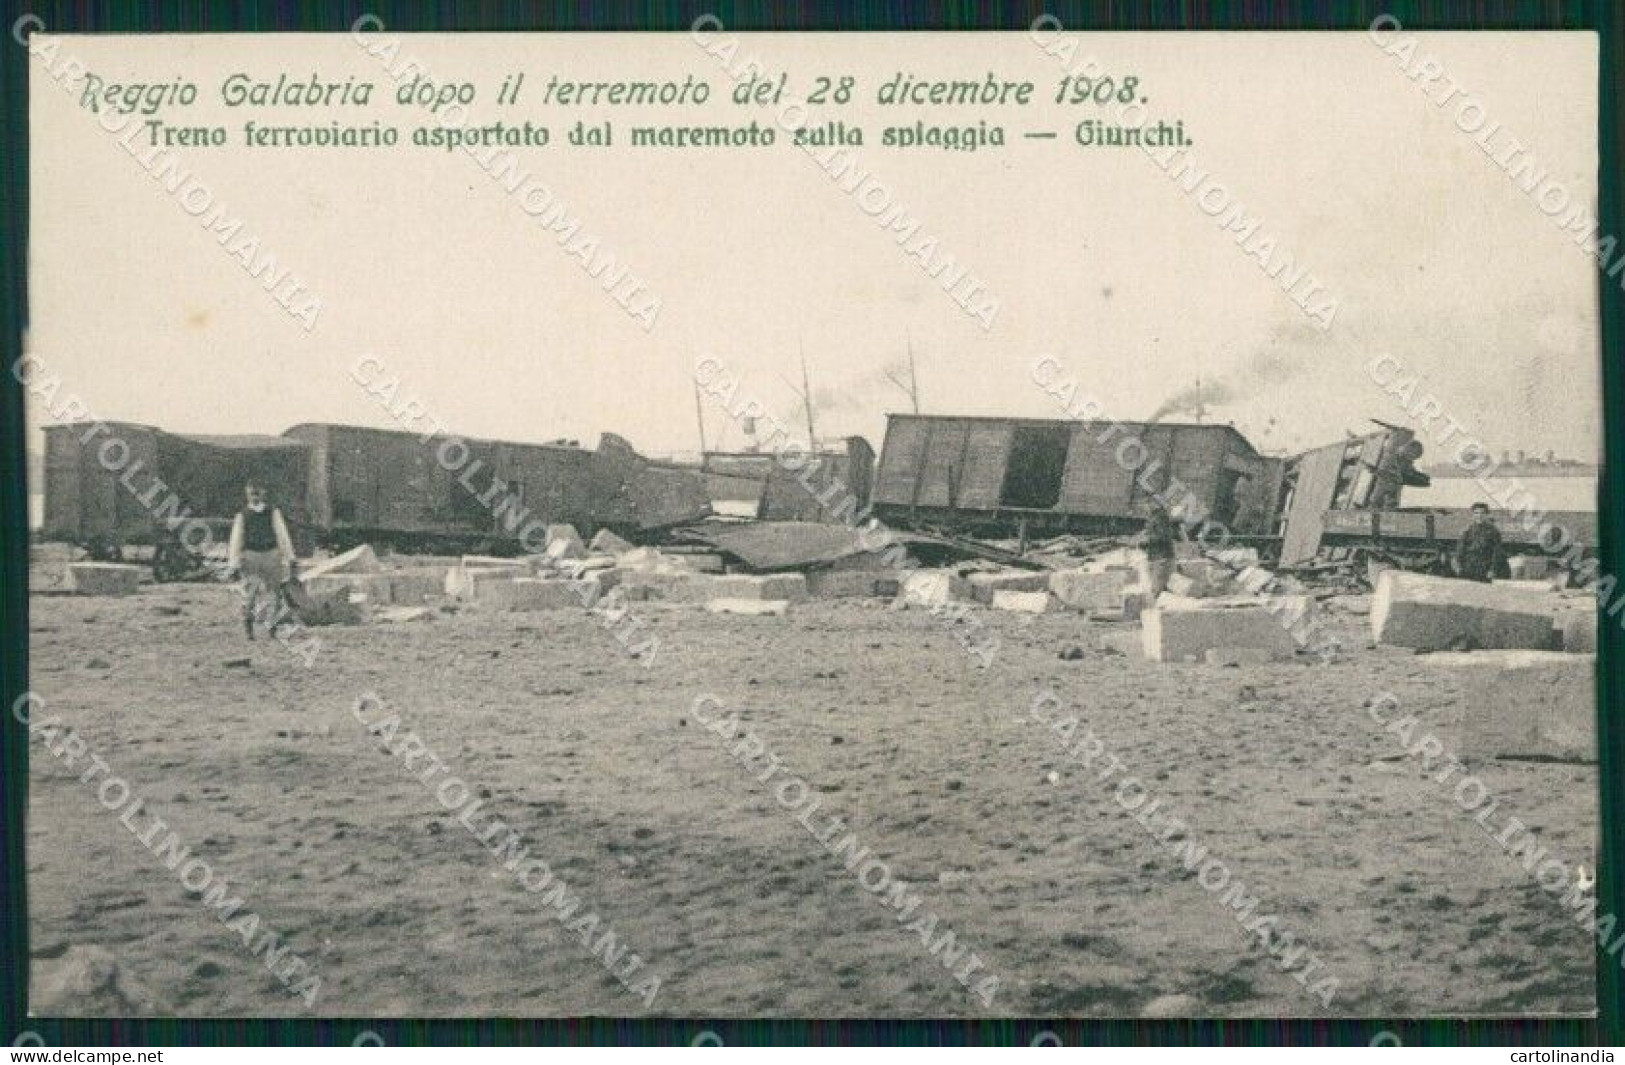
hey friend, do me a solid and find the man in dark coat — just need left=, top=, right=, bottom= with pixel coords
left=1455, top=502, right=1509, bottom=582
left=1137, top=499, right=1179, bottom=597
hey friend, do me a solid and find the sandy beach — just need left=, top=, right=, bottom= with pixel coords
left=23, top=570, right=1597, bottom=1019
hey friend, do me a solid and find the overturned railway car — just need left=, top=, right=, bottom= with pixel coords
left=871, top=414, right=1282, bottom=536
left=40, top=421, right=310, bottom=576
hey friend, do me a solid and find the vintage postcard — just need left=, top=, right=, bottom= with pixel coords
left=19, top=25, right=1604, bottom=1020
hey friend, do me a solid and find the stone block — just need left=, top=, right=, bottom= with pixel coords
left=1371, top=571, right=1563, bottom=651
left=1204, top=647, right=1278, bottom=667
left=1120, top=591, right=1148, bottom=622
left=674, top=553, right=725, bottom=574
left=1142, top=604, right=1296, bottom=663
left=707, top=598, right=791, bottom=617
left=303, top=573, right=391, bottom=603
left=1209, top=546, right=1260, bottom=569
left=1427, top=650, right=1595, bottom=761
left=616, top=547, right=667, bottom=569
left=387, top=571, right=445, bottom=605
left=460, top=555, right=527, bottom=571
left=664, top=573, right=807, bottom=604
left=304, top=544, right=380, bottom=578
left=589, top=529, right=635, bottom=554
left=808, top=570, right=889, bottom=598
left=1507, top=555, right=1552, bottom=580
left=65, top=562, right=142, bottom=596
left=446, top=566, right=521, bottom=600
left=713, top=573, right=807, bottom=601
left=1561, top=611, right=1597, bottom=653
left=1495, top=579, right=1562, bottom=594
left=967, top=570, right=1050, bottom=604
left=1096, top=630, right=1144, bottom=657
left=479, top=577, right=581, bottom=611
left=1049, top=568, right=1135, bottom=611
left=376, top=606, right=436, bottom=623
left=543, top=525, right=586, bottom=561
left=1235, top=566, right=1277, bottom=595
left=896, top=570, right=972, bottom=608
left=1083, top=548, right=1145, bottom=574
left=1166, top=572, right=1206, bottom=598
left=290, top=587, right=362, bottom=626
left=616, top=569, right=696, bottom=600
left=991, top=590, right=1054, bottom=613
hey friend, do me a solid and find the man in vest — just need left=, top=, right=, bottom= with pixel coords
left=227, top=480, right=297, bottom=639
left=1137, top=498, right=1179, bottom=598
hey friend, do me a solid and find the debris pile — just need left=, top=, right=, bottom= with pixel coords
left=39, top=521, right=1601, bottom=682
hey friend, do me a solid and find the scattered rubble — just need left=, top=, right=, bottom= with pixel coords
left=375, top=606, right=437, bottom=623
left=807, top=570, right=892, bottom=598
left=990, top=590, right=1054, bottom=614
left=543, top=524, right=587, bottom=561
left=283, top=585, right=363, bottom=626
left=896, top=571, right=972, bottom=608
left=589, top=529, right=634, bottom=554
left=1049, top=569, right=1135, bottom=612
left=302, top=544, right=381, bottom=579
left=478, top=577, right=581, bottom=612
left=1561, top=612, right=1597, bottom=653
left=32, top=945, right=165, bottom=1015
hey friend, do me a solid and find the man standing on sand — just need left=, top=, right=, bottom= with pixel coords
left=1137, top=499, right=1179, bottom=598
left=1455, top=501, right=1509, bottom=583
left=227, top=480, right=297, bottom=639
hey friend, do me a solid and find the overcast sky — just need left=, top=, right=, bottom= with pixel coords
left=27, top=31, right=1601, bottom=467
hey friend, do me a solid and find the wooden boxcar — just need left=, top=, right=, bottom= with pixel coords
left=1273, top=425, right=1430, bottom=565
left=40, top=421, right=310, bottom=566
left=871, top=414, right=1282, bottom=536
left=284, top=422, right=606, bottom=553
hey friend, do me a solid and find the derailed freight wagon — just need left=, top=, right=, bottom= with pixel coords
left=39, top=421, right=310, bottom=578
left=1273, top=424, right=1430, bottom=565
left=283, top=422, right=710, bottom=553
left=870, top=413, right=1282, bottom=537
